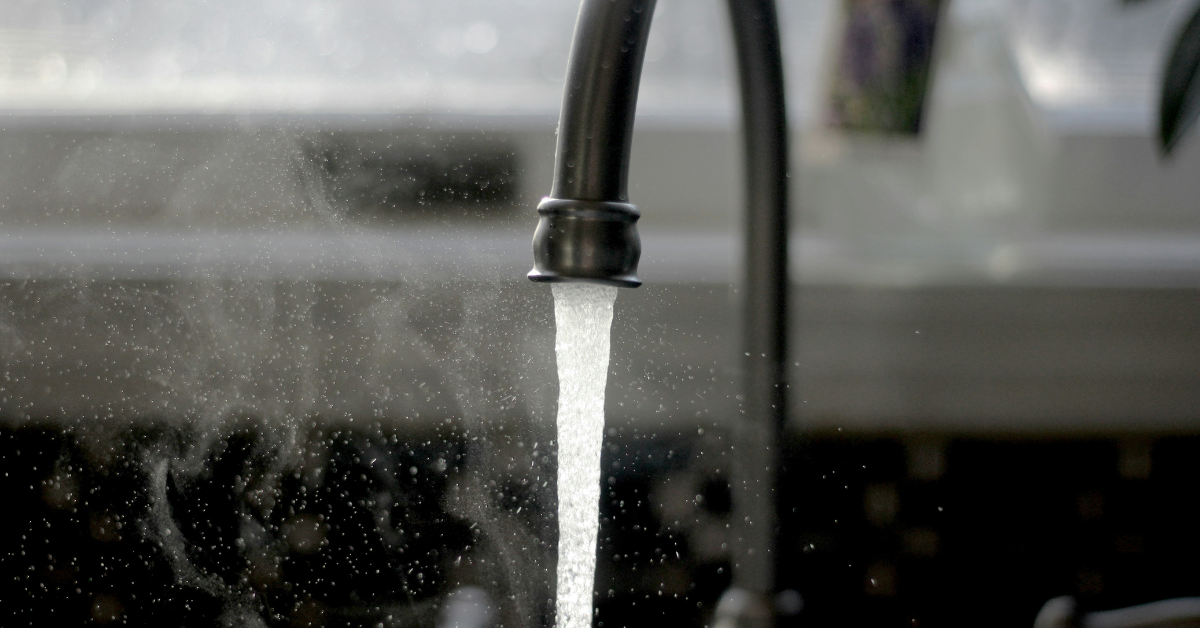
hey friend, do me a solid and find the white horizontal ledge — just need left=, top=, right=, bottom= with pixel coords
left=3, top=229, right=1200, bottom=288
left=0, top=228, right=533, bottom=282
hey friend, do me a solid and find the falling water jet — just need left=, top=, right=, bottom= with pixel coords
left=551, top=282, right=618, bottom=628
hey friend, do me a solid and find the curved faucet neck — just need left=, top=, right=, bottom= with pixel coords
left=551, top=0, right=657, bottom=203
left=533, top=0, right=792, bottom=608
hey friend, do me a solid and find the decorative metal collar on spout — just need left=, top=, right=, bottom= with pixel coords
left=528, top=197, right=642, bottom=288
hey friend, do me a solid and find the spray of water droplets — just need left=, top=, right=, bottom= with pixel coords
left=551, top=282, right=618, bottom=628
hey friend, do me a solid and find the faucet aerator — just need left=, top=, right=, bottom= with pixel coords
left=529, top=198, right=641, bottom=288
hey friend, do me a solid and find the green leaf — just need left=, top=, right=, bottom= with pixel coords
left=1160, top=3, right=1200, bottom=155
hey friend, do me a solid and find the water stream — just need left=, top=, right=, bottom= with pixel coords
left=551, top=282, right=619, bottom=628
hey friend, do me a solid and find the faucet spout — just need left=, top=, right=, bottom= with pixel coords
left=528, top=0, right=656, bottom=287
left=530, top=0, right=791, bottom=619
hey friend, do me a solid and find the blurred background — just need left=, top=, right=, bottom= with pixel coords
left=3, top=0, right=1200, bottom=627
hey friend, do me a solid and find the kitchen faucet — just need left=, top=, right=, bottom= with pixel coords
left=527, top=1, right=789, bottom=626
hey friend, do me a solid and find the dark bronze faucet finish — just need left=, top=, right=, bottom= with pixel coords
left=528, top=0, right=790, bottom=622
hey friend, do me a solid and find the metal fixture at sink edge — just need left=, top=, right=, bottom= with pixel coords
left=527, top=0, right=790, bottom=625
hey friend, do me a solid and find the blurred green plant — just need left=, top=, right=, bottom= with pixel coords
left=1160, top=1, right=1200, bottom=154
left=827, top=0, right=943, bottom=135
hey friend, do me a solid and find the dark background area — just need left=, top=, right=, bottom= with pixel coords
left=4, top=423, right=1198, bottom=628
